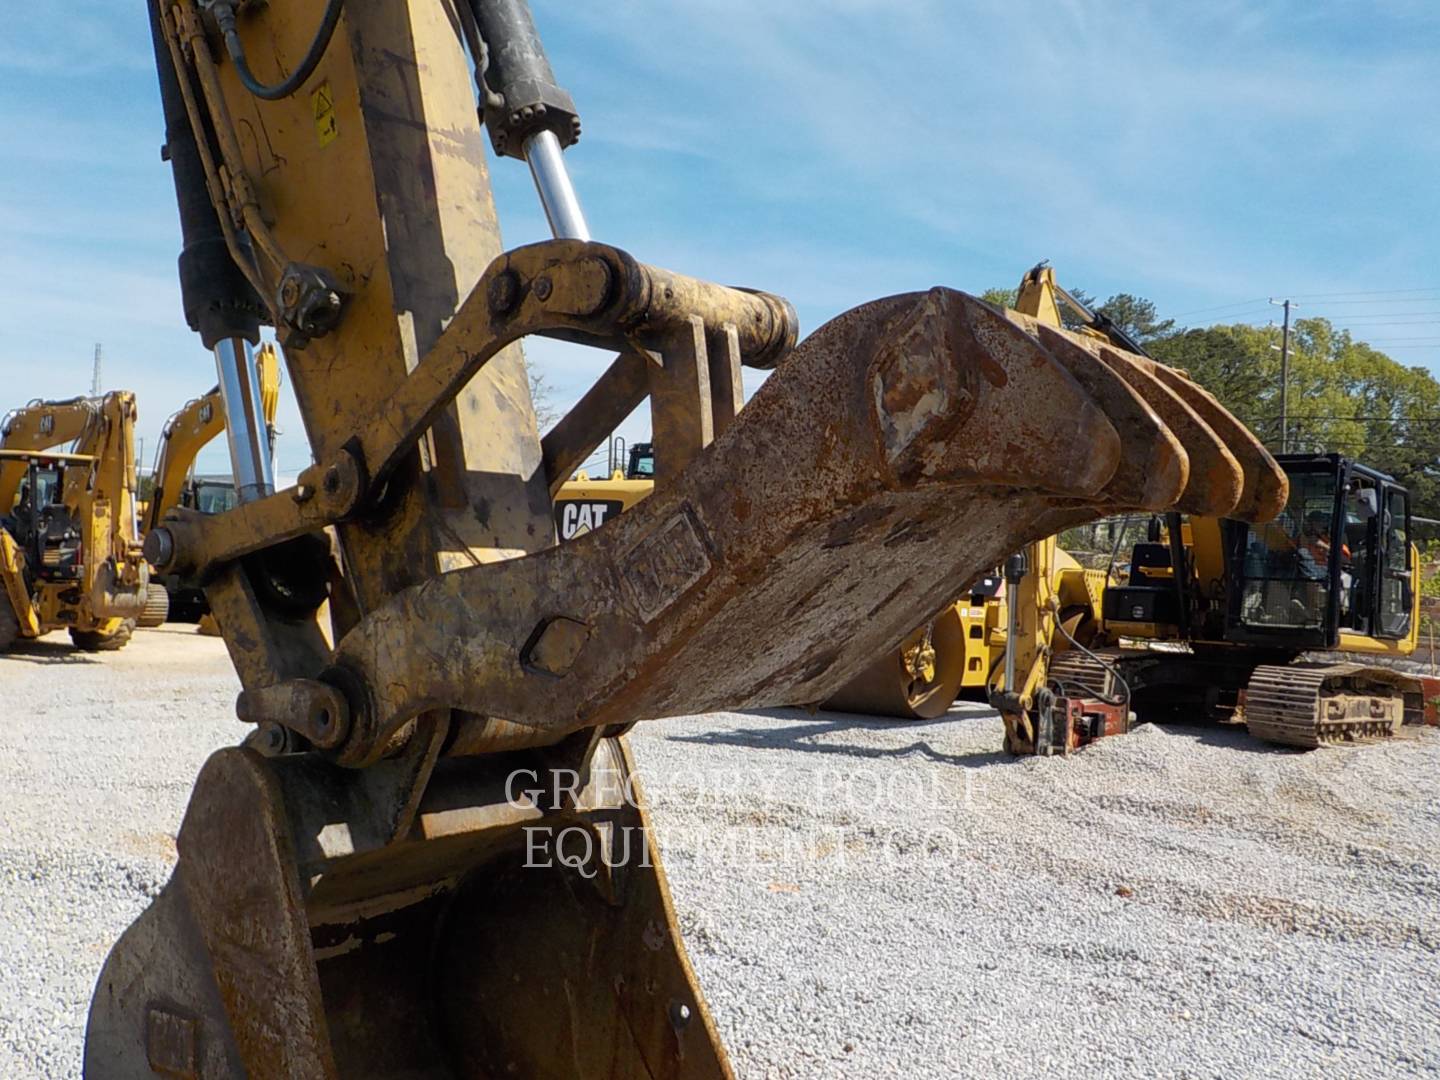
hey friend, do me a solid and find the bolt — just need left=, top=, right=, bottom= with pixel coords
left=668, top=1001, right=692, bottom=1030
left=534, top=275, right=553, bottom=302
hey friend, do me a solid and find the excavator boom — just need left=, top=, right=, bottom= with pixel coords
left=1, top=396, right=110, bottom=510
left=86, top=3, right=1286, bottom=1076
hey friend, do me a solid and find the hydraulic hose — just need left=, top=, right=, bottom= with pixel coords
left=215, top=0, right=345, bottom=102
left=1050, top=600, right=1132, bottom=714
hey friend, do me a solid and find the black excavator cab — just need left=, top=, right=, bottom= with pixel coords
left=1222, top=454, right=1413, bottom=649
left=1105, top=454, right=1414, bottom=652
left=625, top=441, right=656, bottom=480
left=3, top=460, right=84, bottom=586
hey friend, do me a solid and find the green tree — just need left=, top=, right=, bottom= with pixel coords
left=980, top=286, right=1016, bottom=309
left=1151, top=315, right=1440, bottom=520
left=1095, top=293, right=1175, bottom=343
left=1148, top=324, right=1278, bottom=433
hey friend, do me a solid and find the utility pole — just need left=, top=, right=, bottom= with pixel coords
left=91, top=343, right=103, bottom=396
left=1268, top=299, right=1294, bottom=452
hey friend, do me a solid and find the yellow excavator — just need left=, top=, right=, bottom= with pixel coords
left=991, top=267, right=1432, bottom=752
left=87, top=3, right=1283, bottom=1075
left=831, top=264, right=1433, bottom=755
left=553, top=440, right=656, bottom=540
left=1066, top=462, right=1430, bottom=748
left=144, top=342, right=282, bottom=620
left=0, top=391, right=153, bottom=651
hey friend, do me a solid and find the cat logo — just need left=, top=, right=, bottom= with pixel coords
left=555, top=499, right=624, bottom=540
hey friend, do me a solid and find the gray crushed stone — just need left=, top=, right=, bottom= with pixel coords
left=2, top=626, right=1437, bottom=1077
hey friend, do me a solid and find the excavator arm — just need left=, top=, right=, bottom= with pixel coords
left=88, top=3, right=1286, bottom=1077
left=145, top=342, right=281, bottom=533
left=145, top=387, right=222, bottom=532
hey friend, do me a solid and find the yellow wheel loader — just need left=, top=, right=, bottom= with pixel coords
left=0, top=392, right=150, bottom=651
left=821, top=548, right=1113, bottom=721
left=88, top=2, right=1283, bottom=1075
left=144, top=342, right=282, bottom=621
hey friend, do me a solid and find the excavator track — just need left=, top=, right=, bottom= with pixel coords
left=137, top=583, right=170, bottom=628
left=1046, top=650, right=1118, bottom=699
left=1244, top=662, right=1408, bottom=748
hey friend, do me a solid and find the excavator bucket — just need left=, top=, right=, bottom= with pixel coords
left=86, top=285, right=1284, bottom=1078
left=99, top=2, right=1288, bottom=1074
left=824, top=300, right=1286, bottom=721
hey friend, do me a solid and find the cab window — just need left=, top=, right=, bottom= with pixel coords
left=1234, top=470, right=1335, bottom=630
left=195, top=483, right=239, bottom=515
left=1378, top=488, right=1412, bottom=638
left=31, top=467, right=62, bottom=508
left=1338, top=478, right=1379, bottom=633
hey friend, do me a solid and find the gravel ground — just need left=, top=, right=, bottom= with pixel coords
left=2, top=625, right=1439, bottom=1078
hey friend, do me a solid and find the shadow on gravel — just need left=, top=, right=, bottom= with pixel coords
left=667, top=706, right=1009, bottom=767
left=2, top=639, right=102, bottom=665
left=1148, top=720, right=1300, bottom=755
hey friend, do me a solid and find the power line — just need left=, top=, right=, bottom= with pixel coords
left=1170, top=290, right=1440, bottom=321
left=1305, top=311, right=1440, bottom=320
left=1187, top=315, right=1440, bottom=330
left=1169, top=298, right=1270, bottom=318
left=1294, top=297, right=1440, bottom=306
left=1287, top=286, right=1440, bottom=299
left=1250, top=415, right=1440, bottom=423
left=1318, top=321, right=1440, bottom=329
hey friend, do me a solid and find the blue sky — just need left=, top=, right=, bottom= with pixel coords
left=1, top=1, right=1436, bottom=480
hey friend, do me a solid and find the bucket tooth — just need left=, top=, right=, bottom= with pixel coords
left=1008, top=314, right=1189, bottom=511
left=1081, top=342, right=1246, bottom=517
left=1140, top=361, right=1287, bottom=523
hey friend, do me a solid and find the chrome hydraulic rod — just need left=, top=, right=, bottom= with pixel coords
left=213, top=337, right=275, bottom=503
left=1003, top=550, right=1026, bottom=693
left=524, top=129, right=589, bottom=240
